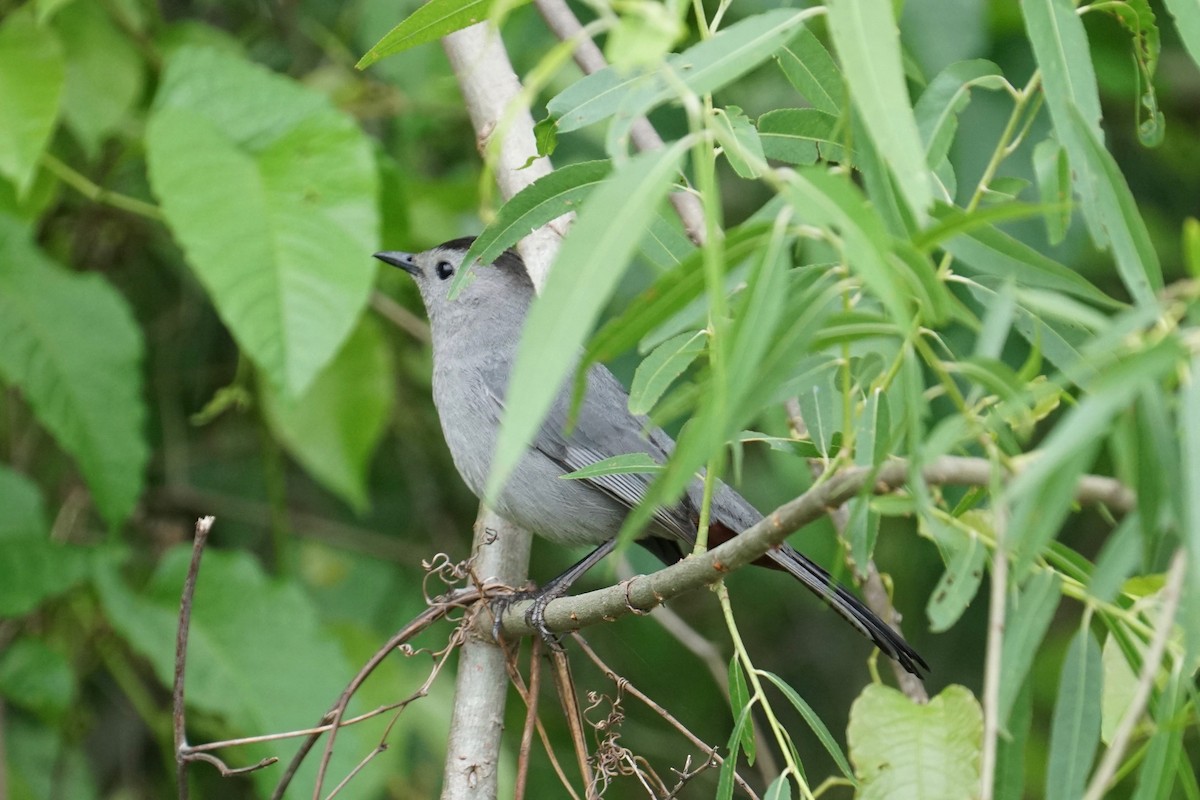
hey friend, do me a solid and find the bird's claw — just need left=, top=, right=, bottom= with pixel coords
left=489, top=587, right=565, bottom=650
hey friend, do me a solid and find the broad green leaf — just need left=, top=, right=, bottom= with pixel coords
left=728, top=656, right=756, bottom=765
left=262, top=317, right=393, bottom=512
left=711, top=106, right=765, bottom=179
left=1033, top=139, right=1072, bottom=244
left=559, top=452, right=663, bottom=480
left=826, top=0, right=932, bottom=218
left=146, top=47, right=378, bottom=396
left=487, top=139, right=690, bottom=502
left=1163, top=0, right=1200, bottom=71
left=760, top=670, right=855, bottom=781
left=544, top=10, right=810, bottom=136
left=0, top=9, right=65, bottom=194
left=848, top=684, right=982, bottom=800
left=775, top=27, right=844, bottom=114
left=0, top=638, right=74, bottom=720
left=455, top=160, right=611, bottom=296
left=0, top=217, right=147, bottom=527
left=629, top=330, right=706, bottom=415
left=356, top=0, right=517, bottom=67
left=53, top=1, right=144, bottom=156
left=997, top=570, right=1061, bottom=727
left=0, top=538, right=94, bottom=616
left=0, top=465, right=47, bottom=538
left=1062, top=104, right=1163, bottom=308
left=758, top=109, right=845, bottom=165
left=1045, top=627, right=1102, bottom=800
left=6, top=716, right=97, bottom=800
left=94, top=547, right=386, bottom=795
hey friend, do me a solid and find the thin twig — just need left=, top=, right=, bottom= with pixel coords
left=550, top=649, right=597, bottom=798
left=515, top=638, right=544, bottom=800
left=174, top=516, right=215, bottom=800
left=502, top=642, right=585, bottom=800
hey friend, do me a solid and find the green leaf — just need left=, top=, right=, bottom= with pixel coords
left=262, top=317, right=393, bottom=512
left=727, top=656, right=756, bottom=766
left=0, top=538, right=94, bottom=616
left=1181, top=354, right=1200, bottom=665
left=1096, top=0, right=1163, bottom=147
left=1132, top=661, right=1187, bottom=800
left=826, top=0, right=933, bottom=218
left=775, top=27, right=845, bottom=114
left=997, top=570, right=1061, bottom=728
left=94, top=547, right=381, bottom=794
left=1045, top=627, right=1102, bottom=800
left=926, top=512, right=988, bottom=632
left=1100, top=633, right=1138, bottom=745
left=848, top=684, right=983, bottom=800
left=53, top=1, right=144, bottom=156
left=1087, top=513, right=1141, bottom=604
left=711, top=106, right=765, bottom=179
left=0, top=9, right=65, bottom=194
left=0, top=638, right=75, bottom=721
left=0, top=216, right=147, bottom=527
left=995, top=679, right=1033, bottom=800
left=544, top=10, right=809, bottom=136
left=1033, top=140, right=1072, bottom=244
left=356, top=0, right=517, bottom=68
left=1163, top=0, right=1200, bottom=71
left=146, top=47, right=378, bottom=396
left=848, top=389, right=888, bottom=569
left=915, top=60, right=1005, bottom=173
left=559, top=452, right=663, bottom=480
left=486, top=138, right=690, bottom=502
left=628, top=330, right=706, bottom=415
left=760, top=670, right=855, bottom=781
left=758, top=109, right=845, bottom=165
left=455, top=160, right=612, bottom=296
left=764, top=774, right=793, bottom=800
left=0, top=465, right=48, bottom=539
left=1061, top=104, right=1163, bottom=308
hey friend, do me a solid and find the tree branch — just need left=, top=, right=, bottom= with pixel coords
left=496, top=456, right=1134, bottom=640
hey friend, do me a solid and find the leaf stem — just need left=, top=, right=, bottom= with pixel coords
left=40, top=154, right=164, bottom=221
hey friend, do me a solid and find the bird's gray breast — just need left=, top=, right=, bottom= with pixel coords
left=430, top=352, right=629, bottom=546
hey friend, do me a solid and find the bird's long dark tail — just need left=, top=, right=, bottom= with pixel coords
left=765, top=542, right=928, bottom=677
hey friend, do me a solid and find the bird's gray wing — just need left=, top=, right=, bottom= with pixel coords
left=534, top=363, right=698, bottom=543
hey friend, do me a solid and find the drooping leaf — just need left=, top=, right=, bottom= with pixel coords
left=356, top=0, right=520, bottom=68
left=146, top=46, right=378, bottom=396
left=629, top=330, right=706, bottom=415
left=262, top=316, right=394, bottom=512
left=1045, top=627, right=1103, bottom=800
left=0, top=216, right=147, bottom=527
left=997, top=570, right=1061, bottom=728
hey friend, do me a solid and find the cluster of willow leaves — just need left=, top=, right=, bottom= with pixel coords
left=0, top=0, right=1198, bottom=798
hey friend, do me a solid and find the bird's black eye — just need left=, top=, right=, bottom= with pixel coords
left=435, top=260, right=454, bottom=280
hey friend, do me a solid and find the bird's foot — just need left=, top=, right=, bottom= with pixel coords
left=489, top=585, right=567, bottom=650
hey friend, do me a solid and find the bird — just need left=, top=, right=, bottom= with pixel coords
left=375, top=237, right=928, bottom=677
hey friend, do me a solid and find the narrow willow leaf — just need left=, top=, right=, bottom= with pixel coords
left=927, top=514, right=988, bottom=632
left=826, top=0, right=932, bottom=218
left=486, top=139, right=690, bottom=503
left=759, top=670, right=855, bottom=781
left=1045, top=627, right=1102, bottom=800
left=775, top=27, right=844, bottom=114
left=1033, top=139, right=1072, bottom=244
left=997, top=570, right=1061, bottom=727
left=559, top=452, right=663, bottom=480
left=758, top=109, right=845, bottom=165
left=1180, top=354, right=1200, bottom=665
left=147, top=47, right=378, bottom=396
left=995, top=678, right=1033, bottom=800
left=453, top=160, right=612, bottom=296
left=0, top=9, right=64, bottom=194
left=848, top=685, right=983, bottom=800
left=727, top=657, right=756, bottom=765
left=356, top=0, right=517, bottom=67
left=914, top=60, right=1005, bottom=169
left=1062, top=104, right=1163, bottom=308
left=717, top=705, right=754, bottom=800
left=1131, top=662, right=1186, bottom=800
left=0, top=218, right=147, bottom=528
left=764, top=775, right=793, bottom=800
left=848, top=390, right=888, bottom=569
left=640, top=213, right=695, bottom=270
left=1100, top=633, right=1139, bottom=745
left=629, top=330, right=706, bottom=415
left=1184, top=217, right=1200, bottom=278
left=1087, top=513, right=1141, bottom=603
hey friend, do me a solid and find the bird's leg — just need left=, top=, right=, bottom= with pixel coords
left=491, top=538, right=617, bottom=647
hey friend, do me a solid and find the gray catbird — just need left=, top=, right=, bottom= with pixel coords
left=375, top=238, right=927, bottom=677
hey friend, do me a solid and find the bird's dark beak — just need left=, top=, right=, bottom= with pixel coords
left=374, top=251, right=421, bottom=277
